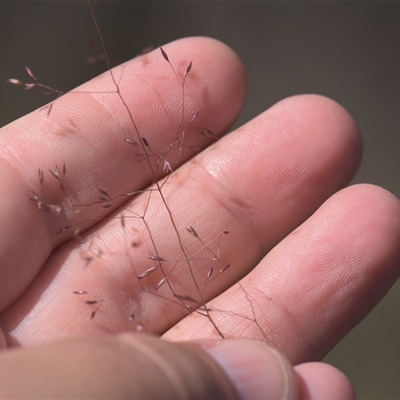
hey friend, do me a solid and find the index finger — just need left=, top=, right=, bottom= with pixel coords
left=0, top=37, right=246, bottom=310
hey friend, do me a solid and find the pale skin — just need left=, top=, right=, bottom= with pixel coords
left=0, top=37, right=399, bottom=398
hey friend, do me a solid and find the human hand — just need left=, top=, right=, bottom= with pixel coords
left=0, top=37, right=399, bottom=398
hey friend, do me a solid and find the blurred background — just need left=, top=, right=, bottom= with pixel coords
left=1, top=2, right=400, bottom=398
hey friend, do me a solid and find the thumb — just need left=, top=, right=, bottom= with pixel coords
left=0, top=333, right=295, bottom=399
left=0, top=333, right=357, bottom=400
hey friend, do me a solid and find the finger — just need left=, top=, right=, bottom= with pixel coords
left=295, top=363, right=356, bottom=400
left=0, top=94, right=361, bottom=345
left=0, top=334, right=299, bottom=400
left=165, top=184, right=400, bottom=365
left=0, top=37, right=246, bottom=310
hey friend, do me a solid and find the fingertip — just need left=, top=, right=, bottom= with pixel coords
left=334, top=183, right=400, bottom=280
left=202, top=339, right=299, bottom=400
left=295, top=362, right=356, bottom=400
left=277, top=93, right=360, bottom=133
left=275, top=94, right=363, bottom=168
left=237, top=93, right=363, bottom=203
left=346, top=183, right=400, bottom=218
left=325, top=183, right=400, bottom=268
left=160, top=36, right=247, bottom=129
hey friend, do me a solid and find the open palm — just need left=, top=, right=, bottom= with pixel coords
left=0, top=37, right=399, bottom=376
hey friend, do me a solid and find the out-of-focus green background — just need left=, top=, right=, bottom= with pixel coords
left=1, top=2, right=400, bottom=398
